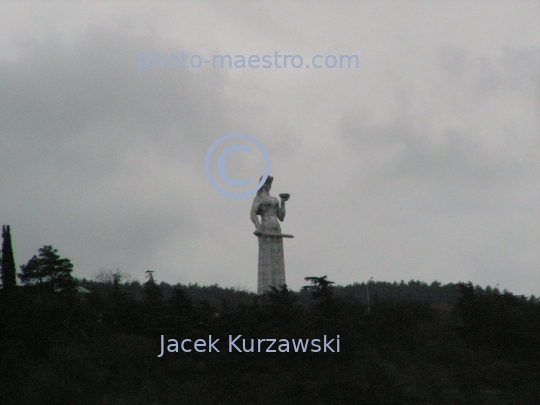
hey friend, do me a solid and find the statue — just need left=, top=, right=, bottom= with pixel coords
left=250, top=176, right=293, bottom=294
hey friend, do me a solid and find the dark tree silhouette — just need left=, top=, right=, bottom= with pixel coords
left=304, top=275, right=335, bottom=303
left=143, top=270, right=163, bottom=303
left=1, top=225, right=16, bottom=290
left=141, top=270, right=164, bottom=336
left=18, top=245, right=75, bottom=294
left=265, top=284, right=297, bottom=310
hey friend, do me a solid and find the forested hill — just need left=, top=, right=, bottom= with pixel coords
left=2, top=272, right=540, bottom=403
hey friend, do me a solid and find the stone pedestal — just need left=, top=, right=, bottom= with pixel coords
left=255, top=233, right=293, bottom=294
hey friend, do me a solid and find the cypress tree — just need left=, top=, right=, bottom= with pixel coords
left=1, top=225, right=16, bottom=290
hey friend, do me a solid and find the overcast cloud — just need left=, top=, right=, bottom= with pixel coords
left=0, top=1, right=539, bottom=295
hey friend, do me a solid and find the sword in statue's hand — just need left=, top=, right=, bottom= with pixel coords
left=254, top=230, right=294, bottom=238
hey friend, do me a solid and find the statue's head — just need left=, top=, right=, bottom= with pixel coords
left=257, top=175, right=273, bottom=194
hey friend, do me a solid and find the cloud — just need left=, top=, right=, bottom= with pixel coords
left=0, top=26, right=242, bottom=280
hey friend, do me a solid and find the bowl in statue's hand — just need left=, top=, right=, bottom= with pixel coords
left=279, top=193, right=290, bottom=200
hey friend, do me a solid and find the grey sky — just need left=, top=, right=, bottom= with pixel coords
left=0, top=1, right=539, bottom=295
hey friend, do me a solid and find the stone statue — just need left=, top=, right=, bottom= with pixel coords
left=250, top=176, right=293, bottom=294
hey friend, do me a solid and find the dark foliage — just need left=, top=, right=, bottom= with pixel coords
left=18, top=246, right=76, bottom=295
left=1, top=269, right=539, bottom=404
